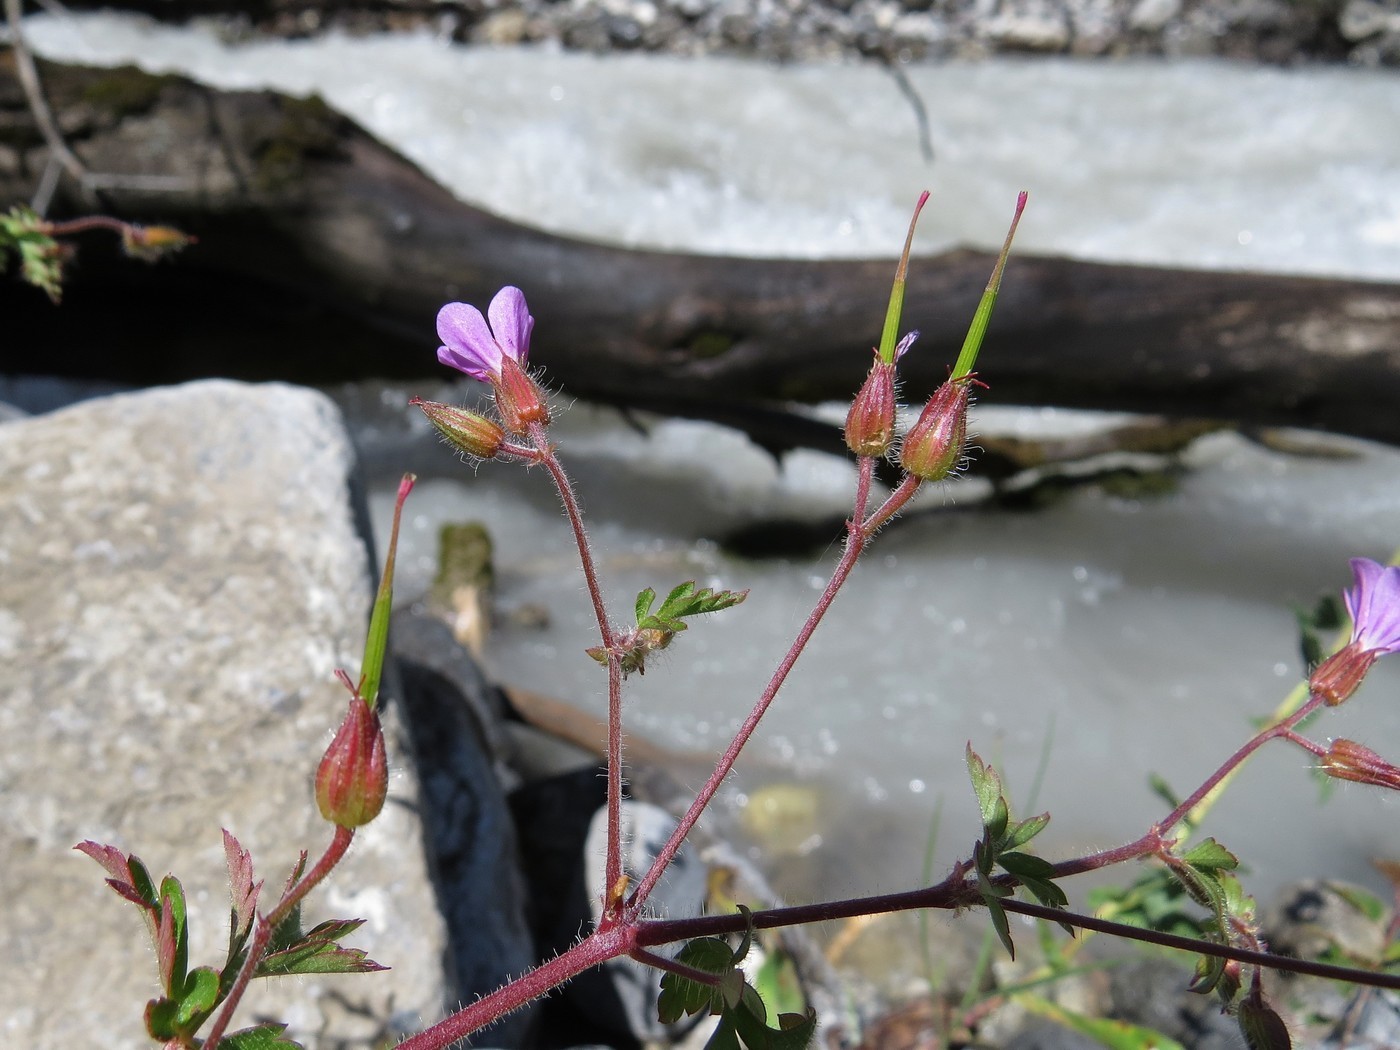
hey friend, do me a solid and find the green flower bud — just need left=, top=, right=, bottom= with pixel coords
left=411, top=398, right=506, bottom=459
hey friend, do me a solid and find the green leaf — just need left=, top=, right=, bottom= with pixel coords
left=1216, top=873, right=1257, bottom=927
left=987, top=796, right=1009, bottom=842
left=1296, top=594, right=1344, bottom=669
left=1019, top=875, right=1070, bottom=912
left=1, top=206, right=65, bottom=301
left=973, top=839, right=994, bottom=877
left=752, top=946, right=806, bottom=1018
left=257, top=918, right=385, bottom=977
left=1172, top=863, right=1226, bottom=915
left=966, top=746, right=1002, bottom=828
left=1147, top=773, right=1183, bottom=814
left=128, top=854, right=158, bottom=909
left=730, top=983, right=817, bottom=1050
left=1182, top=838, right=1239, bottom=873
left=643, top=581, right=748, bottom=629
left=1019, top=994, right=1187, bottom=1050
left=1329, top=882, right=1387, bottom=922
left=984, top=893, right=1015, bottom=959
left=657, top=938, right=735, bottom=1022
left=1004, top=812, right=1051, bottom=850
left=145, top=996, right=181, bottom=1040
left=635, top=587, right=657, bottom=622
left=171, top=966, right=220, bottom=1034
left=218, top=1023, right=304, bottom=1049
left=997, top=852, right=1056, bottom=880
left=159, top=876, right=190, bottom=995
left=706, top=1015, right=743, bottom=1050
left=266, top=902, right=305, bottom=955
left=1187, top=952, right=1235, bottom=1000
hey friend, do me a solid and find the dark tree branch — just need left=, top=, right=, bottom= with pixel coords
left=5, top=60, right=1400, bottom=449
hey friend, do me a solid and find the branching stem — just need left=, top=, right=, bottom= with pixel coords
left=625, top=450, right=901, bottom=915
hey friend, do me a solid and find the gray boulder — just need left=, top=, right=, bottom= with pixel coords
left=0, top=380, right=449, bottom=1048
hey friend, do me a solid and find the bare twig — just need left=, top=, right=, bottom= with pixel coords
left=4, top=0, right=92, bottom=209
left=886, top=60, right=935, bottom=164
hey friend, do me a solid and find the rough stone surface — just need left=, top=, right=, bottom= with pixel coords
left=195, top=0, right=1389, bottom=64
left=0, top=381, right=450, bottom=1048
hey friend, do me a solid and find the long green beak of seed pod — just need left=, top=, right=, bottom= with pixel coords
left=952, top=191, right=1028, bottom=380
left=877, top=190, right=931, bottom=364
left=358, top=473, right=415, bottom=709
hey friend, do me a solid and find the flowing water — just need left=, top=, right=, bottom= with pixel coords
left=22, top=11, right=1400, bottom=908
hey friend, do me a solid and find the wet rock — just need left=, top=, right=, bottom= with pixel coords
left=983, top=0, right=1073, bottom=51
left=1262, top=880, right=1396, bottom=1048
left=509, top=767, right=708, bottom=1046
left=1104, top=957, right=1240, bottom=1050
left=390, top=610, right=536, bottom=1047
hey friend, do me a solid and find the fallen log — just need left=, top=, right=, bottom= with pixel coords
left=5, top=57, right=1400, bottom=450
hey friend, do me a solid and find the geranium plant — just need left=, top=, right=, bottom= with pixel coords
left=82, top=192, right=1400, bottom=1050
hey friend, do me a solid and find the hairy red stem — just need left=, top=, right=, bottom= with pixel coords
left=396, top=927, right=635, bottom=1049
left=533, top=423, right=625, bottom=915
left=204, top=825, right=354, bottom=1049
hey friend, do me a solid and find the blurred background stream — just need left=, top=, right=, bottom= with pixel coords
left=18, top=9, right=1400, bottom=916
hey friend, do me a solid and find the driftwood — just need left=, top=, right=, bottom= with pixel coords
left=5, top=57, right=1400, bottom=451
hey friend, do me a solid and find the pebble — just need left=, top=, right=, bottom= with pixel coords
left=242, top=0, right=1397, bottom=65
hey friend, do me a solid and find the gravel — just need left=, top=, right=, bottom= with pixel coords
left=206, top=0, right=1400, bottom=66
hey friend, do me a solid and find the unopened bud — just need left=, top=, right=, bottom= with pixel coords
left=1309, top=642, right=1379, bottom=707
left=121, top=224, right=195, bottom=261
left=900, top=376, right=975, bottom=481
left=1320, top=738, right=1400, bottom=791
left=846, top=358, right=898, bottom=458
left=494, top=354, right=551, bottom=434
left=412, top=398, right=505, bottom=459
left=316, top=698, right=388, bottom=827
left=1236, top=990, right=1291, bottom=1050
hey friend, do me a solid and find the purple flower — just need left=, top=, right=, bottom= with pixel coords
left=436, top=286, right=535, bottom=382
left=1345, top=557, right=1400, bottom=655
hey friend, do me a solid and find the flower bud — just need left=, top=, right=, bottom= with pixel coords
left=1320, top=738, right=1400, bottom=791
left=1236, top=990, right=1290, bottom=1050
left=122, top=224, right=195, bottom=261
left=899, top=376, right=974, bottom=481
left=845, top=359, right=897, bottom=458
left=494, top=354, right=551, bottom=434
left=316, top=698, right=388, bottom=828
left=411, top=398, right=505, bottom=459
left=1308, top=642, right=1379, bottom=707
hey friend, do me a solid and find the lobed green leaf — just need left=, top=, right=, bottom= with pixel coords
left=966, top=746, right=1002, bottom=828
left=657, top=938, right=735, bottom=1022
left=1020, top=995, right=1187, bottom=1050
left=158, top=876, right=190, bottom=996
left=1004, top=813, right=1051, bottom=850
left=218, top=1023, right=304, bottom=1049
left=257, top=918, right=385, bottom=977
left=1181, top=838, right=1239, bottom=873
left=997, top=852, right=1056, bottom=880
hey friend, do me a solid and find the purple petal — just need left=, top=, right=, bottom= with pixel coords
left=894, top=330, right=919, bottom=360
left=436, top=301, right=502, bottom=381
left=486, top=286, right=535, bottom=365
left=1345, top=558, right=1400, bottom=655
